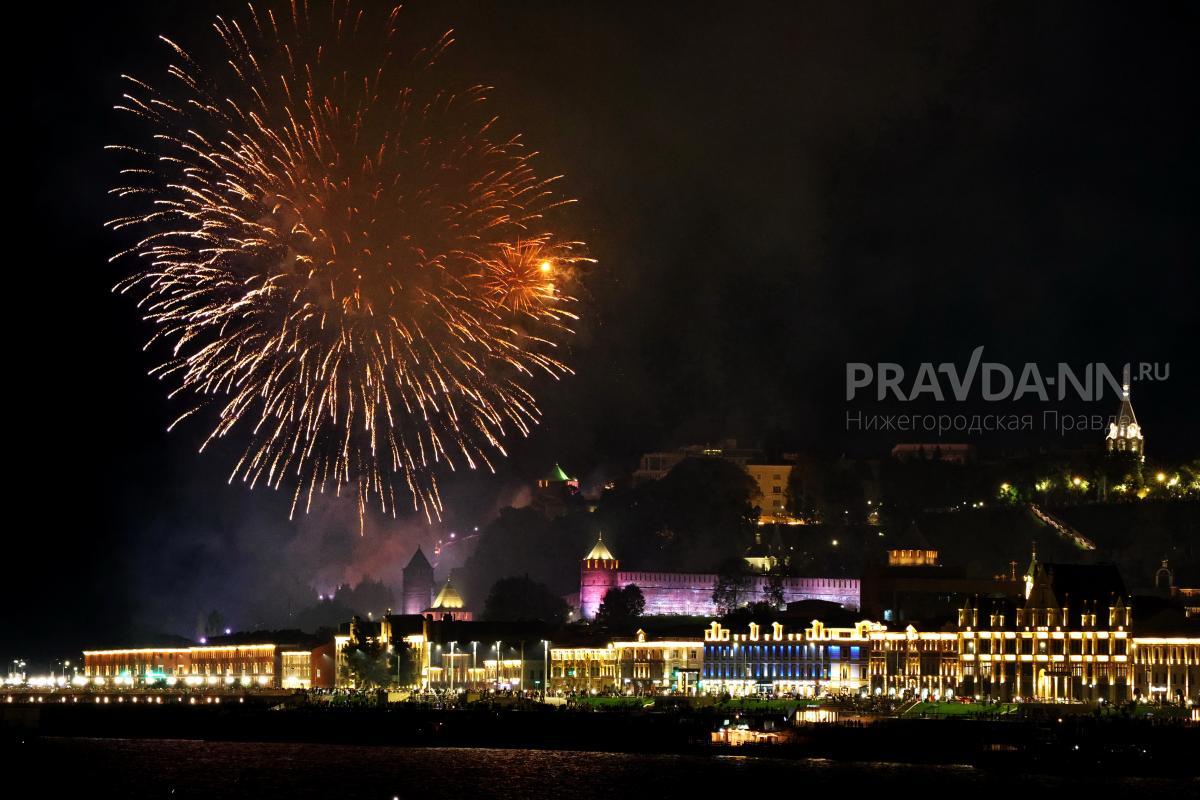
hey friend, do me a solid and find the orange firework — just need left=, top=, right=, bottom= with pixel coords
left=107, top=1, right=590, bottom=527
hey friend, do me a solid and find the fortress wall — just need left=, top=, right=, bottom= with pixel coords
left=614, top=572, right=861, bottom=615
left=579, top=568, right=861, bottom=619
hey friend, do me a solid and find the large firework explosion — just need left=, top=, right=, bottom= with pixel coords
left=108, top=1, right=588, bottom=527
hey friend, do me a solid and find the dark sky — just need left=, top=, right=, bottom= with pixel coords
left=10, top=1, right=1198, bottom=662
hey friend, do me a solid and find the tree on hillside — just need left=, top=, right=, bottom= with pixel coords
left=595, top=584, right=646, bottom=631
left=482, top=576, right=570, bottom=624
left=712, top=557, right=753, bottom=615
left=630, top=457, right=760, bottom=571
left=763, top=573, right=785, bottom=608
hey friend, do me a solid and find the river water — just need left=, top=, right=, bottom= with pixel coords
left=22, top=738, right=1194, bottom=798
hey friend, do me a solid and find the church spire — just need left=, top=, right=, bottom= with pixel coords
left=1105, top=364, right=1144, bottom=461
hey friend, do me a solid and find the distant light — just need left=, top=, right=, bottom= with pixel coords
left=224, top=628, right=232, bottom=635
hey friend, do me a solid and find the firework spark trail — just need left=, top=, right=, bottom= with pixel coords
left=108, top=1, right=590, bottom=529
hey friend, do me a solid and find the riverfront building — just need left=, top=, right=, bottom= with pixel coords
left=700, top=619, right=876, bottom=696
left=81, top=640, right=333, bottom=689
left=549, top=629, right=704, bottom=695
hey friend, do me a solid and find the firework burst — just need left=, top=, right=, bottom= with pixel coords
left=108, top=1, right=589, bottom=527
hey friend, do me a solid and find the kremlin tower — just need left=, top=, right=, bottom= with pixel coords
left=579, top=533, right=619, bottom=619
left=402, top=546, right=435, bottom=615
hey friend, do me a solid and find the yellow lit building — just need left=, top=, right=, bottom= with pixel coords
left=745, top=464, right=797, bottom=525
left=867, top=625, right=959, bottom=698
left=550, top=645, right=618, bottom=694
left=83, top=643, right=290, bottom=689
left=549, top=630, right=703, bottom=695
left=1129, top=637, right=1200, bottom=703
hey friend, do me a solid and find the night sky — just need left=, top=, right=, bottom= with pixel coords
left=11, top=1, right=1198, bottom=662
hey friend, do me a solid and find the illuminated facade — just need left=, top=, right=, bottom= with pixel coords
left=80, top=648, right=190, bottom=685
left=579, top=534, right=860, bottom=619
left=374, top=615, right=550, bottom=692
left=82, top=643, right=297, bottom=689
left=550, top=645, right=618, bottom=694
left=1129, top=638, right=1200, bottom=703
left=956, top=595, right=1133, bottom=702
left=867, top=626, right=959, bottom=698
left=744, top=463, right=796, bottom=525
left=548, top=629, right=703, bottom=694
left=1105, top=369, right=1144, bottom=460
left=700, top=619, right=877, bottom=696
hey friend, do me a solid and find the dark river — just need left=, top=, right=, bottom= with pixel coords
left=21, top=738, right=1194, bottom=799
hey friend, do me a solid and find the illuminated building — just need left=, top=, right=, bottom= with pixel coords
left=1155, top=560, right=1200, bottom=618
left=579, top=534, right=860, bottom=619
left=957, top=553, right=1135, bottom=702
left=532, top=463, right=580, bottom=518
left=860, top=523, right=1022, bottom=623
left=548, top=629, right=703, bottom=695
left=867, top=625, right=959, bottom=698
left=1105, top=367, right=1144, bottom=461
left=82, top=642, right=312, bottom=689
left=423, top=577, right=473, bottom=621
left=550, top=643, right=618, bottom=694
left=631, top=441, right=799, bottom=524
left=401, top=546, right=435, bottom=615
left=81, top=647, right=190, bottom=686
left=701, top=619, right=878, bottom=696
left=376, top=615, right=551, bottom=692
left=613, top=629, right=703, bottom=694
left=744, top=463, right=797, bottom=525
left=1130, top=637, right=1200, bottom=703
left=886, top=520, right=939, bottom=567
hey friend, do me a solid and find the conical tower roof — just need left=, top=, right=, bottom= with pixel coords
left=893, top=519, right=932, bottom=550
left=431, top=578, right=465, bottom=610
left=584, top=532, right=616, bottom=562
left=545, top=463, right=572, bottom=483
left=1115, top=366, right=1139, bottom=427
left=405, top=546, right=432, bottom=572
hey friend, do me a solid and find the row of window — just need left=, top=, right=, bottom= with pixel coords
left=707, top=645, right=862, bottom=660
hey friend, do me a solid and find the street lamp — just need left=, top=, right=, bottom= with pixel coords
left=495, top=641, right=503, bottom=691
left=542, top=640, right=550, bottom=701
left=449, top=641, right=457, bottom=693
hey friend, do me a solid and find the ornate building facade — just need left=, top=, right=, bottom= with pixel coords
left=701, top=619, right=876, bottom=696
left=549, top=629, right=703, bottom=695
